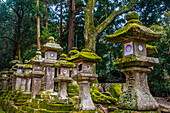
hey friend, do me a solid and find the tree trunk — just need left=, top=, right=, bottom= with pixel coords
left=84, top=0, right=138, bottom=53
left=37, top=0, right=41, bottom=50
left=60, top=0, right=63, bottom=47
left=45, top=0, right=48, bottom=30
left=68, top=0, right=75, bottom=53
left=17, top=43, right=21, bottom=61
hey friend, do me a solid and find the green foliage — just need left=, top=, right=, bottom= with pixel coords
left=67, top=83, right=79, bottom=97
left=106, top=84, right=122, bottom=98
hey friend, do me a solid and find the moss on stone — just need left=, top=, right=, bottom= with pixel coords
left=67, top=83, right=79, bottom=97
left=126, top=11, right=139, bottom=21
left=68, top=49, right=102, bottom=62
left=105, top=12, right=162, bottom=43
left=90, top=85, right=118, bottom=104
left=106, top=84, right=122, bottom=98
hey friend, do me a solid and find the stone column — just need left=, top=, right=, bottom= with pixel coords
left=44, top=66, right=55, bottom=92
left=12, top=76, right=16, bottom=90
left=58, top=82, right=68, bottom=99
left=15, top=77, right=22, bottom=90
left=32, top=78, right=42, bottom=98
left=78, top=81, right=95, bottom=110
left=20, top=78, right=26, bottom=91
left=25, top=77, right=31, bottom=92
left=2, top=77, right=8, bottom=90
left=117, top=67, right=159, bottom=111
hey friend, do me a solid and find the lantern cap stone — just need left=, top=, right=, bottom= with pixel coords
left=13, top=64, right=25, bottom=69
left=51, top=54, right=76, bottom=68
left=105, top=11, right=162, bottom=43
left=68, top=49, right=102, bottom=63
left=9, top=56, right=22, bottom=65
left=41, top=36, right=63, bottom=53
left=29, top=50, right=44, bottom=64
left=68, top=47, right=79, bottom=56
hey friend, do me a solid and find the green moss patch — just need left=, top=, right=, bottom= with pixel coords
left=90, top=85, right=117, bottom=104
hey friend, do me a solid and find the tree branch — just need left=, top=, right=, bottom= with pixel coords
left=95, top=0, right=138, bottom=36
left=0, top=36, right=17, bottom=43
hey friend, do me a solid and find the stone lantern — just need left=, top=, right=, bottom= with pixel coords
left=105, top=11, right=162, bottom=112
left=41, top=36, right=63, bottom=92
left=0, top=70, right=9, bottom=90
left=68, top=49, right=102, bottom=110
left=29, top=50, right=45, bottom=98
left=13, top=64, right=26, bottom=91
left=23, top=61, right=33, bottom=92
left=52, top=54, right=76, bottom=100
left=10, top=56, right=22, bottom=90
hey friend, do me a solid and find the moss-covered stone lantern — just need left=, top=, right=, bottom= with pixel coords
left=23, top=60, right=33, bottom=92
left=13, top=64, right=26, bottom=91
left=29, top=50, right=45, bottom=98
left=0, top=70, right=9, bottom=90
left=52, top=54, right=76, bottom=100
left=105, top=11, right=162, bottom=112
left=41, top=36, right=63, bottom=92
left=10, top=56, right=22, bottom=90
left=8, top=69, right=14, bottom=87
left=68, top=49, right=102, bottom=110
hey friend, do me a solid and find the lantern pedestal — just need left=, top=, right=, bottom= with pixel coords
left=30, top=71, right=44, bottom=98
left=114, top=56, right=159, bottom=111
left=72, top=73, right=98, bottom=110
left=54, top=76, right=72, bottom=100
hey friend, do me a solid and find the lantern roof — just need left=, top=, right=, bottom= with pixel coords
left=105, top=11, right=162, bottom=43
left=41, top=36, right=63, bottom=53
left=68, top=49, right=102, bottom=63
left=29, top=50, right=44, bottom=64
left=51, top=54, right=76, bottom=68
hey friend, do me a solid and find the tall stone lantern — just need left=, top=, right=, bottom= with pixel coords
left=68, top=49, right=102, bottom=111
left=10, top=56, right=22, bottom=90
left=52, top=54, right=76, bottom=100
left=41, top=36, right=63, bottom=92
left=29, top=50, right=45, bottom=98
left=13, top=64, right=26, bottom=91
left=105, top=11, right=162, bottom=112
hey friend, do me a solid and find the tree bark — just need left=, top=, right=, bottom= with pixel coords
left=45, top=0, right=48, bottom=30
left=84, top=0, right=138, bottom=53
left=68, top=0, right=76, bottom=53
left=36, top=0, right=41, bottom=50
left=60, top=0, right=63, bottom=47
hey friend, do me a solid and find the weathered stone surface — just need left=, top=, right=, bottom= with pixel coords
left=31, top=78, right=42, bottom=98
left=78, top=81, right=96, bottom=110
left=43, top=66, right=55, bottom=92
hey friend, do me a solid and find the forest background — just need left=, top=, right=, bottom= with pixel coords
left=0, top=0, right=169, bottom=97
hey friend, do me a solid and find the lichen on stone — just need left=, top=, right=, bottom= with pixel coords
left=68, top=49, right=102, bottom=63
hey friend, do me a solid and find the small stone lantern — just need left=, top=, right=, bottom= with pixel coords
left=68, top=49, right=102, bottom=110
left=0, top=70, right=9, bottom=90
left=23, top=61, right=33, bottom=92
left=29, top=50, right=45, bottom=98
left=13, top=64, right=26, bottom=91
left=41, top=36, right=63, bottom=92
left=105, top=11, right=162, bottom=112
left=52, top=54, right=76, bottom=100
